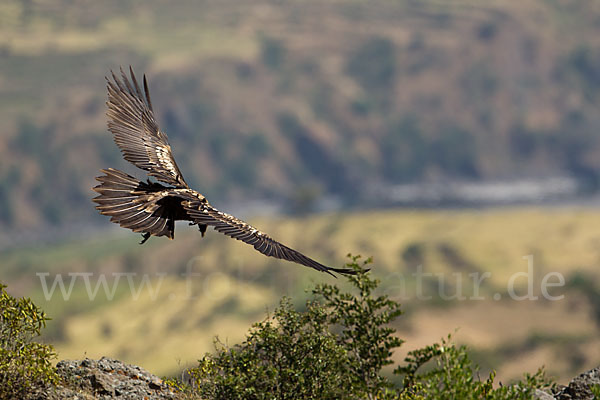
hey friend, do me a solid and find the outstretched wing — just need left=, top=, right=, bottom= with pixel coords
left=106, top=66, right=187, bottom=188
left=182, top=196, right=358, bottom=277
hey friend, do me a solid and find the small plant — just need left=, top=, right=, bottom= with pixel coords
left=179, top=255, right=554, bottom=399
left=397, top=335, right=553, bottom=399
left=0, top=282, right=58, bottom=398
left=590, top=383, right=600, bottom=398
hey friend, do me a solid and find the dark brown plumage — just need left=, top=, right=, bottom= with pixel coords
left=93, top=67, right=358, bottom=277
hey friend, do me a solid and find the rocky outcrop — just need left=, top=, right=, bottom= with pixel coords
left=533, top=366, right=600, bottom=400
left=553, top=367, right=600, bottom=400
left=25, top=357, right=600, bottom=400
left=27, top=357, right=177, bottom=400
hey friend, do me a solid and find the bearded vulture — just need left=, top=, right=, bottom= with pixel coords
left=93, top=67, right=357, bottom=277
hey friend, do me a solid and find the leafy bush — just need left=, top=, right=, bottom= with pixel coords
left=0, top=283, right=58, bottom=398
left=189, top=298, right=352, bottom=399
left=397, top=337, right=553, bottom=400
left=178, top=255, right=554, bottom=399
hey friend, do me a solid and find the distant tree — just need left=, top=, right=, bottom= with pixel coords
left=475, top=21, right=498, bottom=42
left=401, top=242, right=425, bottom=270
left=15, top=118, right=45, bottom=156
left=19, top=0, right=34, bottom=27
left=566, top=45, right=600, bottom=99
left=289, top=184, right=321, bottom=215
left=460, top=63, right=498, bottom=101
left=260, top=36, right=287, bottom=70
left=276, top=112, right=349, bottom=195
left=346, top=36, right=397, bottom=97
left=430, top=127, right=480, bottom=178
left=0, top=180, right=14, bottom=226
left=509, top=124, right=538, bottom=158
left=382, top=116, right=427, bottom=182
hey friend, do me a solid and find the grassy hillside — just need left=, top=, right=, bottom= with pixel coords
left=3, top=207, right=600, bottom=382
left=1, top=0, right=600, bottom=239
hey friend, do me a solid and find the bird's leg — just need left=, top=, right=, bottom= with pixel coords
left=140, top=232, right=151, bottom=245
left=188, top=222, right=207, bottom=237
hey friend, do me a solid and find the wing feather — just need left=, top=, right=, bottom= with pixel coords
left=106, top=66, right=187, bottom=187
left=182, top=196, right=358, bottom=276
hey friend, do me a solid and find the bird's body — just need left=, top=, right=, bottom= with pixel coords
left=93, top=67, right=357, bottom=276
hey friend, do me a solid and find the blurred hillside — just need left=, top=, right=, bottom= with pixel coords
left=1, top=0, right=600, bottom=246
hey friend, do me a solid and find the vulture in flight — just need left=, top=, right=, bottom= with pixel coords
left=93, top=67, right=358, bottom=277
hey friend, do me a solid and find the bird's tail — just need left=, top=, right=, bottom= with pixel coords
left=92, top=168, right=174, bottom=239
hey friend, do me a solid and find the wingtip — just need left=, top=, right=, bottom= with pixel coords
left=107, top=65, right=137, bottom=86
left=325, top=270, right=338, bottom=278
left=327, top=266, right=370, bottom=277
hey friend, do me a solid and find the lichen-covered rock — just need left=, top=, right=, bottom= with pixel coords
left=554, top=366, right=600, bottom=400
left=26, top=357, right=177, bottom=400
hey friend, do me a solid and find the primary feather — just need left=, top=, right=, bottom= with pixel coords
left=106, top=67, right=187, bottom=188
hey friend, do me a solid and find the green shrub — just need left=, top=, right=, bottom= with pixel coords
left=0, top=283, right=58, bottom=398
left=190, top=298, right=352, bottom=399
left=178, top=255, right=554, bottom=399
left=397, top=336, right=553, bottom=400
